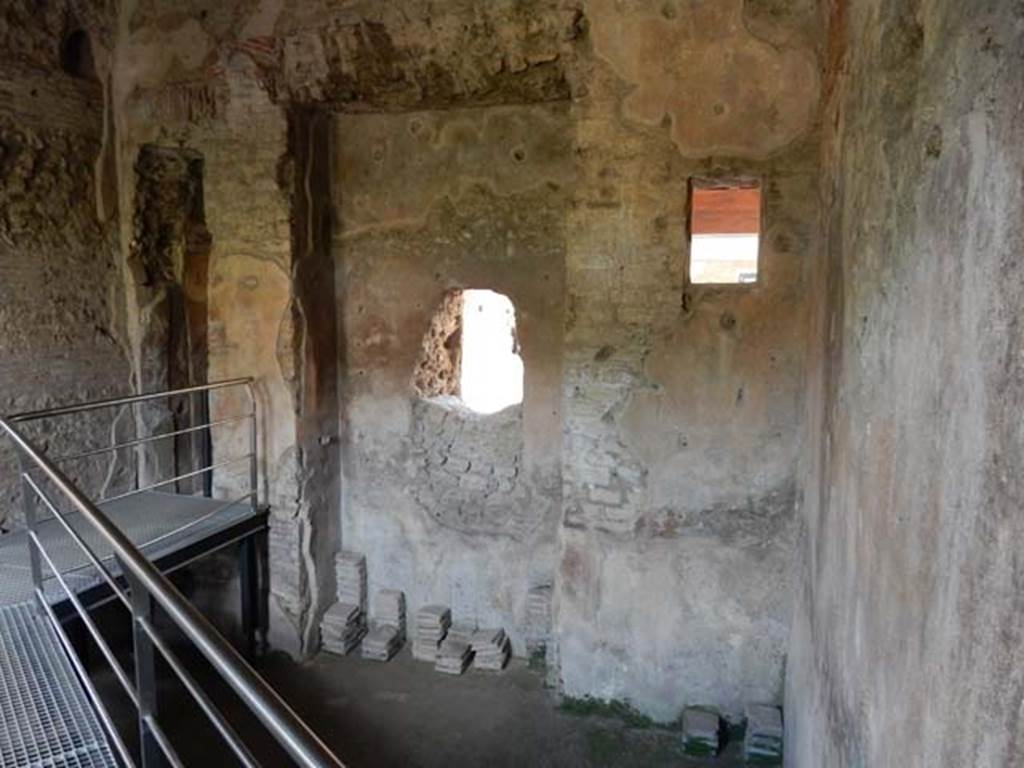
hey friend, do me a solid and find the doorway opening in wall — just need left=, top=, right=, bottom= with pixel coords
left=412, top=289, right=523, bottom=415
left=688, top=179, right=761, bottom=284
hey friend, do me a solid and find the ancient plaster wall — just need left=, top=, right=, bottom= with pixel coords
left=555, top=0, right=822, bottom=721
left=108, top=0, right=583, bottom=656
left=0, top=2, right=133, bottom=528
left=114, top=38, right=339, bottom=653
left=787, top=2, right=1024, bottom=766
left=334, top=103, right=570, bottom=652
left=106, top=0, right=824, bottom=721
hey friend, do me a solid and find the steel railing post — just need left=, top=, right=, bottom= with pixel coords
left=18, top=461, right=43, bottom=597
left=125, top=566, right=163, bottom=768
left=246, top=383, right=258, bottom=514
left=200, top=389, right=212, bottom=498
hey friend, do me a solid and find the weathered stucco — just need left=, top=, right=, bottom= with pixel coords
left=114, top=47, right=338, bottom=654
left=558, top=26, right=820, bottom=715
left=7, top=0, right=828, bottom=728
left=788, top=1, right=1024, bottom=766
left=7, top=0, right=1024, bottom=760
left=587, top=0, right=820, bottom=157
left=335, top=103, right=569, bottom=651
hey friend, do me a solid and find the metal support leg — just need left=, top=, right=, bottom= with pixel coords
left=240, top=529, right=270, bottom=657
left=239, top=535, right=258, bottom=658
left=126, top=569, right=163, bottom=767
left=257, top=527, right=269, bottom=655
left=67, top=616, right=91, bottom=668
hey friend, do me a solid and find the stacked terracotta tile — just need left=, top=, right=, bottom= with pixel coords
left=320, top=551, right=367, bottom=655
left=412, top=604, right=451, bottom=662
left=362, top=589, right=406, bottom=662
left=470, top=627, right=511, bottom=671
left=434, top=637, right=472, bottom=675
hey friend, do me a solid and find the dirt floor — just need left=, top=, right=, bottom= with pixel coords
left=91, top=591, right=756, bottom=767
left=243, top=647, right=751, bottom=768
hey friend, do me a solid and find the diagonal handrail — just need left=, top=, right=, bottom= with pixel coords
left=1, top=380, right=344, bottom=768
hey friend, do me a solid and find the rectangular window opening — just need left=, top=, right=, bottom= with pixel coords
left=689, top=180, right=761, bottom=285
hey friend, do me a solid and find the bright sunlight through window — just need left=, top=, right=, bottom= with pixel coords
left=689, top=182, right=761, bottom=284
left=460, top=289, right=523, bottom=414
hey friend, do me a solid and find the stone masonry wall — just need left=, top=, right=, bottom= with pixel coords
left=335, top=103, right=570, bottom=652
left=555, top=0, right=822, bottom=721
left=0, top=2, right=133, bottom=529
left=115, top=45, right=337, bottom=654
left=106, top=0, right=824, bottom=721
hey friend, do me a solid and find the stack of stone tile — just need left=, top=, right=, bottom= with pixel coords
left=412, top=604, right=451, bottom=661
left=374, top=589, right=406, bottom=637
left=744, top=704, right=783, bottom=763
left=335, top=551, right=368, bottom=609
left=681, top=707, right=722, bottom=756
left=434, top=637, right=473, bottom=675
left=470, top=627, right=511, bottom=671
left=525, top=585, right=552, bottom=651
left=361, top=624, right=403, bottom=661
left=361, top=589, right=406, bottom=663
left=447, top=620, right=477, bottom=645
left=320, top=551, right=368, bottom=655
left=320, top=601, right=365, bottom=655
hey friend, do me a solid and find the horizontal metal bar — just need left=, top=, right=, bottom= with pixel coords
left=0, top=417, right=344, bottom=768
left=8, top=377, right=253, bottom=423
left=99, top=455, right=252, bottom=505
left=36, top=593, right=137, bottom=768
left=24, top=473, right=131, bottom=609
left=30, top=534, right=139, bottom=707
left=51, top=413, right=253, bottom=464
left=138, top=615, right=260, bottom=768
left=55, top=490, right=255, bottom=580
left=145, top=715, right=186, bottom=768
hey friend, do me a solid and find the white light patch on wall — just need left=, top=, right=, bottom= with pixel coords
left=690, top=233, right=760, bottom=284
left=460, top=289, right=524, bottom=414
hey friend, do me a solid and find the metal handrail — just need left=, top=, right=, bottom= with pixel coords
left=49, top=413, right=251, bottom=465
left=9, top=377, right=254, bottom=422
left=1, top=380, right=344, bottom=768
left=98, top=454, right=252, bottom=505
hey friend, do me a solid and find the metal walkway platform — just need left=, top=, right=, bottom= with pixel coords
left=0, top=602, right=116, bottom=767
left=0, top=378, right=342, bottom=767
left=0, top=491, right=259, bottom=608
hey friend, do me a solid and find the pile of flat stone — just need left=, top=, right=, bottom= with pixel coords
left=434, top=637, right=473, bottom=675
left=470, top=627, right=511, bottom=671
left=320, top=551, right=368, bottom=655
left=412, top=604, right=451, bottom=662
left=744, top=704, right=783, bottom=763
left=447, top=620, right=476, bottom=645
left=681, top=707, right=722, bottom=756
left=525, top=585, right=552, bottom=651
left=374, top=589, right=406, bottom=635
left=361, top=623, right=403, bottom=661
left=321, top=601, right=365, bottom=655
left=335, top=551, right=368, bottom=608
left=361, top=589, right=406, bottom=662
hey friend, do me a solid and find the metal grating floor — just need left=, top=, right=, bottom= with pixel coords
left=0, top=603, right=116, bottom=767
left=0, top=491, right=254, bottom=606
